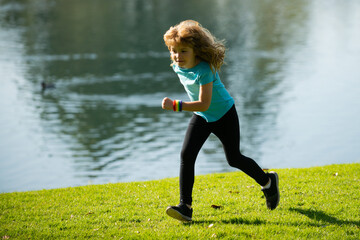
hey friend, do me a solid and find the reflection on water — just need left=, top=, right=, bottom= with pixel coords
left=1, top=0, right=360, bottom=192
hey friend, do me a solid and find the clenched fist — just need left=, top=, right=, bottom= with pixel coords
left=162, top=97, right=173, bottom=110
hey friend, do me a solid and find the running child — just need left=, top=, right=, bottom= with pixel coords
left=161, top=20, right=280, bottom=222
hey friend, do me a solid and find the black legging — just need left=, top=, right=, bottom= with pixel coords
left=180, top=105, right=269, bottom=205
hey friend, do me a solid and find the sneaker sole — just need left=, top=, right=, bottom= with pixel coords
left=270, top=171, right=280, bottom=209
left=166, top=207, right=192, bottom=222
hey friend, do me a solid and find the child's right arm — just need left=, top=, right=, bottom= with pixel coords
left=162, top=82, right=213, bottom=112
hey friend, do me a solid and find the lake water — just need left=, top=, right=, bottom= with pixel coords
left=1, top=0, right=359, bottom=193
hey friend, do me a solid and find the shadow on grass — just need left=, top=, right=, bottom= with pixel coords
left=185, top=217, right=265, bottom=226
left=290, top=207, right=360, bottom=227
left=185, top=208, right=359, bottom=227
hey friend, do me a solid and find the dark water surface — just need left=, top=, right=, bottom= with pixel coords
left=1, top=0, right=359, bottom=193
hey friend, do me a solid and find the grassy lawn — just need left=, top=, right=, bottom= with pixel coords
left=1, top=163, right=359, bottom=239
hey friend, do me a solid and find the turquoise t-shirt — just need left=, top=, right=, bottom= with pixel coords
left=173, top=61, right=234, bottom=122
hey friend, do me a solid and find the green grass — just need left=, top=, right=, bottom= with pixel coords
left=1, top=163, right=359, bottom=239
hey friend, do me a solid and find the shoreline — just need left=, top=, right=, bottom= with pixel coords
left=1, top=162, right=358, bottom=195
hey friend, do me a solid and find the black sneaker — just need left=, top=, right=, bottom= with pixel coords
left=166, top=203, right=193, bottom=222
left=261, top=171, right=280, bottom=210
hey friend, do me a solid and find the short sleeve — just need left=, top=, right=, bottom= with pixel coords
left=198, top=67, right=214, bottom=86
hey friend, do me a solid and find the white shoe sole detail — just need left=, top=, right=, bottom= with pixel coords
left=166, top=207, right=192, bottom=222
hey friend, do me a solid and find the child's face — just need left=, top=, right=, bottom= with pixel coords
left=169, top=44, right=197, bottom=69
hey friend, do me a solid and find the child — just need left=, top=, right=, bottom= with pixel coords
left=162, top=20, right=279, bottom=222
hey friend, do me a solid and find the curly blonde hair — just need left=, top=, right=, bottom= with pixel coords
left=163, top=20, right=226, bottom=73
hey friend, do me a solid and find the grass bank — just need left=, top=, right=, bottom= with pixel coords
left=1, top=163, right=359, bottom=239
